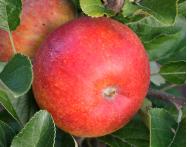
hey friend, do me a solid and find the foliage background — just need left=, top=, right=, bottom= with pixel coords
left=0, top=0, right=186, bottom=147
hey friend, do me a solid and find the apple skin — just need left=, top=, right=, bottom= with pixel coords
left=33, top=17, right=150, bottom=137
left=0, top=0, right=75, bottom=61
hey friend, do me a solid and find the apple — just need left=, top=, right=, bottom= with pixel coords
left=33, top=17, right=150, bottom=137
left=0, top=0, right=75, bottom=61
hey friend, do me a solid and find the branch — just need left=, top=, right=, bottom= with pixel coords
left=147, top=88, right=186, bottom=109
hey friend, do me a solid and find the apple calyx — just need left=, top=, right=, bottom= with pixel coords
left=103, top=86, right=117, bottom=99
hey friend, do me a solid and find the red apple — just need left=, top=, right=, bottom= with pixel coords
left=33, top=17, right=150, bottom=137
left=0, top=0, right=75, bottom=61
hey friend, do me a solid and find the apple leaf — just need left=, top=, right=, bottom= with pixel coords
left=100, top=135, right=131, bottom=147
left=160, top=61, right=186, bottom=84
left=125, top=14, right=185, bottom=63
left=170, top=118, right=186, bottom=147
left=10, top=89, right=39, bottom=125
left=0, top=89, right=38, bottom=126
left=0, top=54, right=33, bottom=97
left=128, top=16, right=185, bottom=42
left=122, top=0, right=139, bottom=17
left=178, top=1, right=186, bottom=17
left=0, top=120, right=15, bottom=147
left=11, top=110, right=56, bottom=147
left=99, top=116, right=149, bottom=147
left=0, top=62, right=6, bottom=73
left=55, top=128, right=78, bottom=147
left=0, top=90, right=20, bottom=123
left=79, top=0, right=115, bottom=17
left=135, top=0, right=177, bottom=25
left=148, top=91, right=185, bottom=122
left=0, top=109, right=21, bottom=134
left=125, top=3, right=185, bottom=62
left=149, top=108, right=178, bottom=147
left=0, top=0, right=22, bottom=31
left=139, top=98, right=152, bottom=128
left=145, top=31, right=185, bottom=62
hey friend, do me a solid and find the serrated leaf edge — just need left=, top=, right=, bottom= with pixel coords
left=79, top=0, right=115, bottom=17
left=10, top=110, right=56, bottom=147
left=148, top=108, right=181, bottom=147
left=51, top=114, right=56, bottom=147
left=135, top=0, right=178, bottom=25
left=168, top=109, right=183, bottom=147
left=0, top=0, right=22, bottom=31
left=0, top=53, right=33, bottom=98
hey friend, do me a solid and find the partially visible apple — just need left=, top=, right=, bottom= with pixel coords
left=33, top=17, right=150, bottom=137
left=0, top=0, right=75, bottom=61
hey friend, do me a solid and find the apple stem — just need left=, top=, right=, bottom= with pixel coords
left=8, top=30, right=17, bottom=55
left=103, top=86, right=117, bottom=99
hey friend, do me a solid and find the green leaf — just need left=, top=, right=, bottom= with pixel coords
left=0, top=120, right=15, bottom=147
left=178, top=0, right=185, bottom=3
left=136, top=0, right=177, bottom=25
left=145, top=31, right=185, bottom=62
left=0, top=109, right=14, bottom=123
left=0, top=109, right=21, bottom=133
left=141, top=99, right=152, bottom=114
left=168, top=46, right=186, bottom=62
left=0, top=54, right=33, bottom=97
left=127, top=15, right=185, bottom=62
left=100, top=116, right=149, bottom=147
left=170, top=118, right=186, bottom=147
left=10, top=89, right=39, bottom=125
left=55, top=128, right=78, bottom=147
left=148, top=91, right=184, bottom=122
left=125, top=4, right=185, bottom=62
left=149, top=108, right=177, bottom=147
left=122, top=0, right=139, bottom=17
left=0, top=62, right=6, bottom=73
left=11, top=110, right=56, bottom=147
left=140, top=98, right=152, bottom=128
left=126, top=13, right=185, bottom=62
left=80, top=0, right=115, bottom=17
left=127, top=16, right=185, bottom=62
left=0, top=90, right=19, bottom=123
left=0, top=88, right=38, bottom=126
left=178, top=1, right=186, bottom=17
left=100, top=135, right=131, bottom=147
left=128, top=16, right=185, bottom=42
left=0, top=0, right=22, bottom=31
left=160, top=61, right=186, bottom=84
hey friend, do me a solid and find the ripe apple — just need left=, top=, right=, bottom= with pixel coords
left=0, top=0, right=75, bottom=61
left=33, top=17, right=150, bottom=137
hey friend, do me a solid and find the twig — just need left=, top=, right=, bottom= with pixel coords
left=147, top=88, right=186, bottom=109
left=160, top=84, right=177, bottom=92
